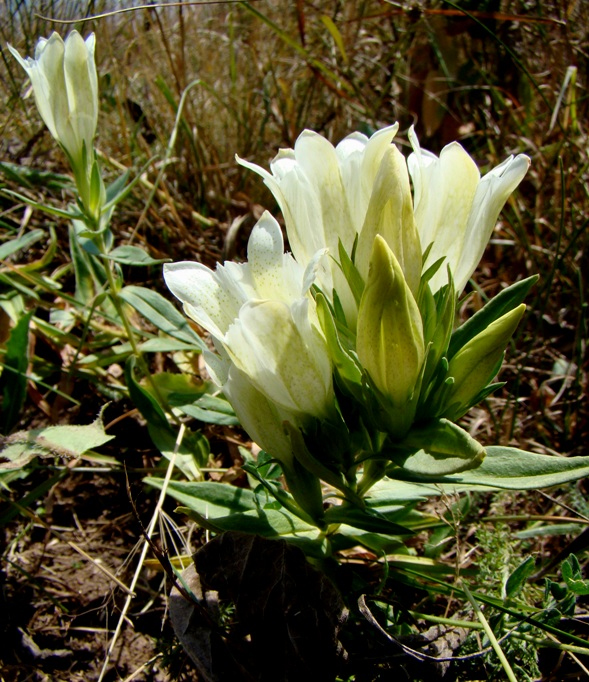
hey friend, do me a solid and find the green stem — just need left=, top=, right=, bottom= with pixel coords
left=462, top=581, right=518, bottom=682
left=97, top=232, right=171, bottom=417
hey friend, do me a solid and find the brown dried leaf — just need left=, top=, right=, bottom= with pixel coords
left=172, top=531, right=348, bottom=681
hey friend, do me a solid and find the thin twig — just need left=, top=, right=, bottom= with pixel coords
left=97, top=423, right=186, bottom=682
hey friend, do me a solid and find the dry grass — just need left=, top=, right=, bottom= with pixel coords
left=0, top=1, right=588, bottom=679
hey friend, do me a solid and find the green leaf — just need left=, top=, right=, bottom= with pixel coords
left=0, top=310, right=33, bottom=433
left=2, top=189, right=83, bottom=220
left=388, top=445, right=589, bottom=490
left=0, top=161, right=73, bottom=191
left=147, top=423, right=208, bottom=479
left=147, top=372, right=209, bottom=403
left=365, top=478, right=433, bottom=505
left=387, top=419, right=486, bottom=477
left=0, top=229, right=45, bottom=261
left=139, top=338, right=198, bottom=353
left=102, top=245, right=171, bottom=267
left=102, top=157, right=158, bottom=214
left=505, top=556, right=536, bottom=599
left=0, top=410, right=114, bottom=470
left=125, top=357, right=169, bottom=431
left=120, top=285, right=204, bottom=348
left=516, top=523, right=584, bottom=539
left=332, top=527, right=410, bottom=555
left=69, top=223, right=109, bottom=306
left=448, top=275, right=538, bottom=359
left=105, top=169, right=131, bottom=204
left=179, top=507, right=320, bottom=546
left=124, top=359, right=207, bottom=474
left=145, top=478, right=258, bottom=517
left=320, top=15, right=348, bottom=63
left=562, top=554, right=589, bottom=595
left=323, top=505, right=413, bottom=535
left=175, top=395, right=240, bottom=426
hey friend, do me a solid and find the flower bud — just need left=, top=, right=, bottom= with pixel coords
left=9, top=32, right=100, bottom=216
left=444, top=304, right=526, bottom=419
left=357, top=236, right=424, bottom=436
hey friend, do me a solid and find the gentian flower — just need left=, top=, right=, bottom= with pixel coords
left=163, top=211, right=334, bottom=447
left=408, top=126, right=530, bottom=294
left=239, top=125, right=530, bottom=310
left=9, top=31, right=101, bottom=217
left=237, top=125, right=404, bottom=324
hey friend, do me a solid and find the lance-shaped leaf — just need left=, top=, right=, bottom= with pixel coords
left=386, top=418, right=486, bottom=477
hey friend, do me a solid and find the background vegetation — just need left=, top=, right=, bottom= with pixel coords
left=0, top=1, right=587, bottom=680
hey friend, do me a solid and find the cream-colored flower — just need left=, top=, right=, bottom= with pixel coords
left=408, top=127, right=530, bottom=294
left=9, top=32, right=98, bottom=177
left=164, top=211, right=334, bottom=430
left=238, top=125, right=402, bottom=324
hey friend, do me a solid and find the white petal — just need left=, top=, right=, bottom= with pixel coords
left=453, top=153, right=530, bottom=292
left=247, top=211, right=287, bottom=298
left=301, top=248, right=329, bottom=295
left=203, top=347, right=230, bottom=386
left=293, top=130, right=356, bottom=258
left=235, top=154, right=274, bottom=183
left=225, top=300, right=332, bottom=416
left=223, top=364, right=298, bottom=464
left=410, top=139, right=480, bottom=291
left=335, top=131, right=369, bottom=161
left=163, top=261, right=239, bottom=338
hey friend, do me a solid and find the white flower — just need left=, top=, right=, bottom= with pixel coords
left=163, top=211, right=334, bottom=436
left=9, top=31, right=98, bottom=174
left=239, top=125, right=530, bottom=307
left=238, top=125, right=401, bottom=323
left=408, top=126, right=530, bottom=294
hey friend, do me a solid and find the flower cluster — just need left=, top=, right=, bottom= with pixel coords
left=165, top=124, right=530, bottom=516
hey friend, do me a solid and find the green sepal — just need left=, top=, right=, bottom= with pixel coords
left=315, top=292, right=363, bottom=399
left=337, top=236, right=365, bottom=307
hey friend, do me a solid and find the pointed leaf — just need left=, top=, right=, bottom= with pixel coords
left=103, top=245, right=171, bottom=267
left=388, top=445, right=589, bottom=490
left=449, top=276, right=538, bottom=359
left=120, top=285, right=204, bottom=348
left=0, top=229, right=45, bottom=261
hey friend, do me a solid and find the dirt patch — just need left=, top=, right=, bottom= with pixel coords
left=1, top=469, right=199, bottom=681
